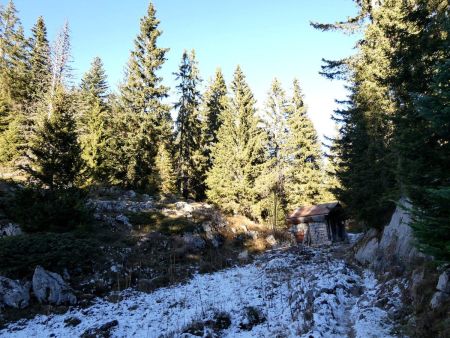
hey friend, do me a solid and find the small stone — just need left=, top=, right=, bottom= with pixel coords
left=430, top=291, right=449, bottom=309
left=238, top=250, right=249, bottom=261
left=265, top=235, right=277, bottom=246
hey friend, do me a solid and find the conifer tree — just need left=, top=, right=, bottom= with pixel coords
left=155, top=143, right=176, bottom=196
left=258, top=78, right=290, bottom=226
left=207, top=66, right=266, bottom=217
left=78, top=57, right=111, bottom=183
left=174, top=50, right=203, bottom=199
left=29, top=16, right=51, bottom=101
left=198, top=68, right=228, bottom=199
left=118, top=2, right=171, bottom=190
left=0, top=1, right=30, bottom=165
left=23, top=86, right=82, bottom=190
left=284, top=79, right=324, bottom=210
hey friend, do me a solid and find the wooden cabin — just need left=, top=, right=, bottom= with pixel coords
left=286, top=202, right=346, bottom=245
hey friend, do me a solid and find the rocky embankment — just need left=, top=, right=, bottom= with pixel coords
left=353, top=199, right=450, bottom=336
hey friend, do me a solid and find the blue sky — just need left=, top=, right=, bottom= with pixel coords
left=12, top=0, right=358, bottom=140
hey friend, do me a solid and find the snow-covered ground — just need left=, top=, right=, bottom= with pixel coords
left=0, top=245, right=401, bottom=338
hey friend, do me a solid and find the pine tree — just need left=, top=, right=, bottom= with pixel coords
left=284, top=79, right=324, bottom=210
left=118, top=2, right=171, bottom=190
left=207, top=66, right=266, bottom=218
left=22, top=86, right=82, bottom=190
left=174, top=50, right=203, bottom=199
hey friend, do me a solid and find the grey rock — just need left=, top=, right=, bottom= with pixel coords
left=0, top=276, right=30, bottom=308
left=430, top=291, right=449, bottom=309
left=0, top=222, right=22, bottom=238
left=355, top=236, right=379, bottom=265
left=247, top=230, right=258, bottom=240
left=115, top=214, right=131, bottom=227
left=124, top=190, right=136, bottom=199
left=436, top=270, right=450, bottom=294
left=32, top=266, right=77, bottom=305
left=182, top=233, right=205, bottom=252
left=238, top=250, right=249, bottom=261
left=265, top=235, right=277, bottom=246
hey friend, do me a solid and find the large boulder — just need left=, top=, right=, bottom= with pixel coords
left=0, top=276, right=30, bottom=308
left=182, top=233, right=205, bottom=252
left=32, top=266, right=77, bottom=305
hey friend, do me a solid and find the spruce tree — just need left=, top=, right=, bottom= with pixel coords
left=78, top=57, right=111, bottom=183
left=207, top=66, right=266, bottom=218
left=23, top=86, right=82, bottom=190
left=197, top=68, right=228, bottom=200
left=258, top=78, right=290, bottom=226
left=0, top=1, right=30, bottom=166
left=155, top=143, right=176, bottom=196
left=29, top=16, right=51, bottom=101
left=284, top=79, right=324, bottom=210
left=119, top=2, right=171, bottom=190
left=174, top=50, right=203, bottom=199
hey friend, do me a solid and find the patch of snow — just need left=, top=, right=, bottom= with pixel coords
left=0, top=247, right=402, bottom=338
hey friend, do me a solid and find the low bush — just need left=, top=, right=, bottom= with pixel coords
left=6, top=187, right=92, bottom=233
left=0, top=232, right=103, bottom=278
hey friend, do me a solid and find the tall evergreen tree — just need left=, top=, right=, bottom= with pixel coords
left=174, top=50, right=203, bottom=199
left=22, top=86, right=82, bottom=190
left=0, top=1, right=30, bottom=165
left=284, top=79, right=325, bottom=210
left=78, top=57, right=111, bottom=183
left=29, top=16, right=51, bottom=101
left=207, top=66, right=266, bottom=218
left=258, top=78, right=290, bottom=226
left=118, top=2, right=171, bottom=190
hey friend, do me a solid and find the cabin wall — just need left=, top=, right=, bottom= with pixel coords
left=306, top=222, right=332, bottom=245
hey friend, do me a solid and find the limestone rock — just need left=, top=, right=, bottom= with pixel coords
left=0, top=276, right=30, bottom=308
left=32, top=266, right=77, bottom=305
left=265, top=235, right=277, bottom=247
left=355, top=237, right=379, bottom=265
left=115, top=214, right=131, bottom=227
left=436, top=269, right=450, bottom=294
left=430, top=291, right=449, bottom=310
left=238, top=250, right=249, bottom=261
left=182, top=233, right=205, bottom=252
left=0, top=222, right=22, bottom=238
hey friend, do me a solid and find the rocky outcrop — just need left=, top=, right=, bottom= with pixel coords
left=430, top=269, right=450, bottom=309
left=32, top=266, right=77, bottom=305
left=354, top=199, right=425, bottom=271
left=0, top=276, right=30, bottom=308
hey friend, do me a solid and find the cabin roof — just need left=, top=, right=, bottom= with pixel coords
left=287, top=202, right=340, bottom=220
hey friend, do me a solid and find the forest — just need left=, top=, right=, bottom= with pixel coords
left=0, top=0, right=448, bottom=337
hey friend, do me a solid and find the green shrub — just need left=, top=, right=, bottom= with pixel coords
left=0, top=233, right=103, bottom=278
left=6, top=187, right=92, bottom=233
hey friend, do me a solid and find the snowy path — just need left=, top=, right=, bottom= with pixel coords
left=0, top=246, right=400, bottom=337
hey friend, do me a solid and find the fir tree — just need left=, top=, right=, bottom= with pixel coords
left=174, top=50, right=203, bottom=199
left=284, top=79, right=324, bottom=210
left=207, top=66, right=266, bottom=218
left=118, top=2, right=171, bottom=190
